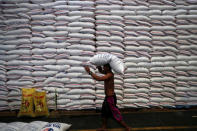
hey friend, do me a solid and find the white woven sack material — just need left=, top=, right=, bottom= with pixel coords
left=68, top=1, right=94, bottom=6
left=40, top=1, right=67, bottom=9
left=97, top=46, right=124, bottom=53
left=43, top=87, right=58, bottom=92
left=187, top=0, right=197, bottom=3
left=5, top=29, right=31, bottom=35
left=90, top=53, right=124, bottom=74
left=21, top=121, right=48, bottom=131
left=4, top=19, right=29, bottom=25
left=110, top=10, right=135, bottom=16
left=1, top=122, right=27, bottom=131
left=109, top=55, right=124, bottom=74
left=96, top=15, right=123, bottom=21
left=31, top=14, right=56, bottom=20
left=67, top=44, right=95, bottom=51
left=44, top=65, right=70, bottom=71
left=0, top=45, right=17, bottom=51
left=70, top=56, right=91, bottom=62
left=43, top=42, right=70, bottom=48
left=69, top=11, right=94, bottom=17
left=7, top=80, right=33, bottom=86
left=3, top=7, right=30, bottom=14
left=58, top=94, right=80, bottom=100
left=41, top=122, right=71, bottom=131
left=32, top=26, right=55, bottom=32
left=69, top=33, right=95, bottom=39
left=89, top=53, right=112, bottom=66
left=57, top=99, right=71, bottom=105
left=0, top=123, right=7, bottom=128
left=68, top=22, right=94, bottom=28
left=44, top=77, right=70, bottom=84
left=2, top=39, right=31, bottom=45
left=55, top=16, right=81, bottom=22
left=7, top=49, right=31, bottom=55
left=67, top=66, right=85, bottom=73
left=46, top=93, right=56, bottom=99
left=0, top=100, right=8, bottom=107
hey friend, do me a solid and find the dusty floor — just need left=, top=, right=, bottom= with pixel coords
left=0, top=108, right=197, bottom=131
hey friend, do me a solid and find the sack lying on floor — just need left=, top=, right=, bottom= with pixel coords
left=1, top=122, right=27, bottom=131
left=89, top=53, right=124, bottom=74
left=21, top=121, right=48, bottom=131
left=18, top=88, right=35, bottom=117
left=41, top=122, right=71, bottom=131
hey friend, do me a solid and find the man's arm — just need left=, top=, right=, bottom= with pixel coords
left=84, top=66, right=112, bottom=81
left=90, top=72, right=112, bottom=81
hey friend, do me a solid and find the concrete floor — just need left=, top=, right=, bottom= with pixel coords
left=0, top=108, right=197, bottom=131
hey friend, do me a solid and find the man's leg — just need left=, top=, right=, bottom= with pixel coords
left=97, top=117, right=107, bottom=131
left=119, top=120, right=130, bottom=131
left=101, top=117, right=107, bottom=129
left=107, top=96, right=130, bottom=131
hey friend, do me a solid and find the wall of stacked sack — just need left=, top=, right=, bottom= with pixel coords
left=0, top=0, right=197, bottom=111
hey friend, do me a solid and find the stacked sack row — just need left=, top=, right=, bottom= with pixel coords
left=58, top=0, right=96, bottom=110
left=29, top=0, right=96, bottom=110
left=175, top=0, right=197, bottom=107
left=0, top=0, right=33, bottom=110
left=149, top=0, right=197, bottom=108
left=95, top=0, right=125, bottom=108
left=0, top=0, right=97, bottom=111
left=149, top=1, right=178, bottom=108
left=123, top=1, right=151, bottom=108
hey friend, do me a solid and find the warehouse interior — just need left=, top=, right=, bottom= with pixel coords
left=0, top=0, right=197, bottom=131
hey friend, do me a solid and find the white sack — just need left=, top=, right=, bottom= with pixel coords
left=90, top=53, right=124, bottom=74
left=21, top=121, right=48, bottom=131
left=1, top=122, right=27, bottom=131
left=41, top=122, right=71, bottom=131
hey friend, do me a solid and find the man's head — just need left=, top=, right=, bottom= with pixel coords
left=103, top=63, right=111, bottom=73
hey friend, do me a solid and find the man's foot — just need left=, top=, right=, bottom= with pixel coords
left=96, top=128, right=107, bottom=131
left=125, top=127, right=130, bottom=131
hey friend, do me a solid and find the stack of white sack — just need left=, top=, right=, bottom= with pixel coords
left=145, top=1, right=178, bottom=108
left=0, top=121, right=71, bottom=131
left=175, top=55, right=190, bottom=107
left=123, top=2, right=152, bottom=59
left=7, top=88, right=22, bottom=110
left=95, top=0, right=125, bottom=108
left=123, top=57, right=150, bottom=108
left=149, top=56, right=177, bottom=108
left=0, top=65, right=8, bottom=110
left=149, top=1, right=178, bottom=58
left=28, top=0, right=96, bottom=110
left=148, top=0, right=178, bottom=107
left=122, top=0, right=152, bottom=108
left=44, top=87, right=68, bottom=110
left=1, top=0, right=33, bottom=110
left=30, top=0, right=58, bottom=89
left=95, top=0, right=125, bottom=59
left=0, top=87, right=8, bottom=111
left=188, top=59, right=197, bottom=107
left=175, top=1, right=197, bottom=108
left=176, top=2, right=197, bottom=56
left=175, top=55, right=197, bottom=107
left=59, top=0, right=95, bottom=110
